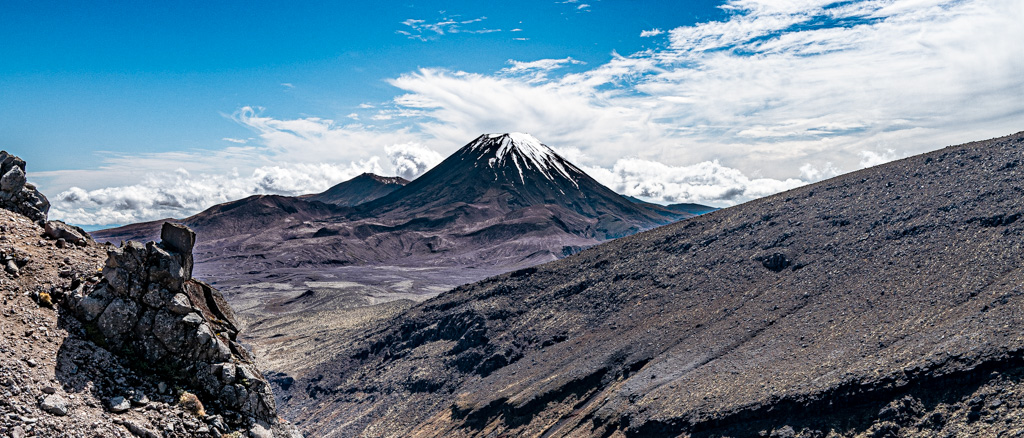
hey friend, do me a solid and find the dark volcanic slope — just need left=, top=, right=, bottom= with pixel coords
left=356, top=133, right=687, bottom=240
left=92, top=194, right=344, bottom=244
left=288, top=132, right=1024, bottom=437
left=302, top=173, right=408, bottom=206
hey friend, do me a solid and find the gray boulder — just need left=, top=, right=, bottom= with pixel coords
left=0, top=151, right=49, bottom=224
left=40, top=394, right=69, bottom=416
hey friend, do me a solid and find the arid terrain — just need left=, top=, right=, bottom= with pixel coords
left=282, top=132, right=1024, bottom=437
left=93, top=134, right=702, bottom=382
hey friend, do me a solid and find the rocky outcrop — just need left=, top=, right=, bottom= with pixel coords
left=0, top=151, right=50, bottom=225
left=67, top=222, right=301, bottom=437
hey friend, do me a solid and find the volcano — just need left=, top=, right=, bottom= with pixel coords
left=355, top=133, right=686, bottom=240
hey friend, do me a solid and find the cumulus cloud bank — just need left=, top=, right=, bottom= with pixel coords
left=40, top=0, right=1024, bottom=226
left=385, top=143, right=444, bottom=180
left=50, top=161, right=385, bottom=226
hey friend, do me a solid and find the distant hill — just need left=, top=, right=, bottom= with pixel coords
left=286, top=131, right=1024, bottom=437
left=301, top=173, right=408, bottom=207
left=626, top=196, right=718, bottom=216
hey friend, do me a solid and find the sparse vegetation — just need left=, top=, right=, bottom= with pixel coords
left=179, top=391, right=206, bottom=417
left=37, top=291, right=52, bottom=307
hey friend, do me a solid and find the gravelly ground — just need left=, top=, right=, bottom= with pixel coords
left=0, top=210, right=223, bottom=437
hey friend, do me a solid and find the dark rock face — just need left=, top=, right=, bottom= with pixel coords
left=286, top=131, right=1024, bottom=437
left=0, top=150, right=50, bottom=224
left=66, top=223, right=300, bottom=437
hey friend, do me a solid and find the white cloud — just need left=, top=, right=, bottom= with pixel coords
left=502, top=57, right=584, bottom=74
left=584, top=158, right=810, bottom=205
left=640, top=28, right=664, bottom=37
left=385, top=143, right=444, bottom=180
left=859, top=149, right=903, bottom=168
left=50, top=160, right=384, bottom=226
left=501, top=57, right=585, bottom=82
left=398, top=13, right=500, bottom=41
left=221, top=137, right=247, bottom=144
left=387, top=0, right=1024, bottom=180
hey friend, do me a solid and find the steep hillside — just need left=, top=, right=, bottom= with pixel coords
left=287, top=131, right=1024, bottom=437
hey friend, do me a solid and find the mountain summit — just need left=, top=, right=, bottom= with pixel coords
left=467, top=133, right=580, bottom=185
left=356, top=133, right=683, bottom=239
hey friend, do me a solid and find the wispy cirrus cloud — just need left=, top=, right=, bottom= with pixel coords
left=500, top=57, right=585, bottom=82
left=397, top=13, right=500, bottom=41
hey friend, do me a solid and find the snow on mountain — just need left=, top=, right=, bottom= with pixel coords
left=468, top=133, right=578, bottom=186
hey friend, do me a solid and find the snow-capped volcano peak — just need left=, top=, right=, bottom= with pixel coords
left=466, top=132, right=577, bottom=185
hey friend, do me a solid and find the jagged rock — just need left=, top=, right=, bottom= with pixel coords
left=130, top=392, right=149, bottom=406
left=77, top=290, right=111, bottom=322
left=67, top=222, right=300, bottom=436
left=760, top=252, right=790, bottom=272
left=160, top=222, right=195, bottom=255
left=40, top=394, right=69, bottom=416
left=167, top=293, right=193, bottom=314
left=123, top=420, right=160, bottom=438
left=0, top=151, right=49, bottom=224
left=5, top=259, right=19, bottom=276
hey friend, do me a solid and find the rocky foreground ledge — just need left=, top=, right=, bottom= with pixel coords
left=65, top=222, right=302, bottom=437
left=0, top=150, right=300, bottom=437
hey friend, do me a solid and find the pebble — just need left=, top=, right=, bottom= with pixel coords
left=108, top=396, right=131, bottom=413
left=130, top=392, right=150, bottom=406
left=40, top=394, right=69, bottom=416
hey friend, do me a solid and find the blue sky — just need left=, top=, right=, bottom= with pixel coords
left=2, top=0, right=1023, bottom=227
left=2, top=0, right=722, bottom=170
